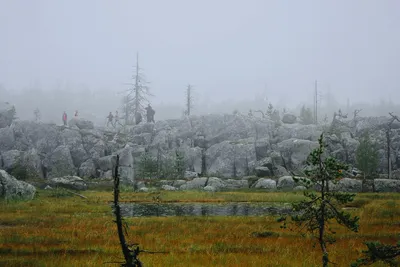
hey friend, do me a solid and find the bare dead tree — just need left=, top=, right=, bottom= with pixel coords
left=185, top=84, right=194, bottom=116
left=122, top=53, right=152, bottom=125
left=113, top=155, right=143, bottom=267
left=386, top=112, right=400, bottom=179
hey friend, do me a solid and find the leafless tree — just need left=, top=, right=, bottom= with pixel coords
left=122, top=53, right=152, bottom=125
left=184, top=84, right=194, bottom=116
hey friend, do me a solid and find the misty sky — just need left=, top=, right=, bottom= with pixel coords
left=1, top=0, right=399, bottom=107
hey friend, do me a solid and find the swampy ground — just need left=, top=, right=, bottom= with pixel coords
left=1, top=189, right=399, bottom=267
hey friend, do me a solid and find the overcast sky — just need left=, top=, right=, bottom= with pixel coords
left=1, top=0, right=399, bottom=106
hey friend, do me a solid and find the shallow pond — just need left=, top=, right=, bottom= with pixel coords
left=118, top=202, right=293, bottom=217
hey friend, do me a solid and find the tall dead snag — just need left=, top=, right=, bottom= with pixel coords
left=386, top=112, right=400, bottom=179
left=113, top=155, right=142, bottom=267
left=185, top=84, right=194, bottom=116
left=122, top=53, right=152, bottom=125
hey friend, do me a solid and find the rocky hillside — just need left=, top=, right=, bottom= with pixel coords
left=1, top=103, right=400, bottom=185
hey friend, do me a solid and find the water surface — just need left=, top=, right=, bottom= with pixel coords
left=118, top=202, right=293, bottom=217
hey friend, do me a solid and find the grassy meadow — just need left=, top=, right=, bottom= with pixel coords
left=0, top=189, right=399, bottom=267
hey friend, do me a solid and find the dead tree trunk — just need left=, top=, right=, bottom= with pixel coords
left=113, top=155, right=142, bottom=267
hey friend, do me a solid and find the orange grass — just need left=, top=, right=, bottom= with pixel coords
left=0, top=191, right=399, bottom=267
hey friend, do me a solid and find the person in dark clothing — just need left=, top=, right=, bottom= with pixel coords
left=135, top=112, right=142, bottom=125
left=62, top=111, right=67, bottom=126
left=145, top=104, right=155, bottom=123
left=106, top=112, right=114, bottom=127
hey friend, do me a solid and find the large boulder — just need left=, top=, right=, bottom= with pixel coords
left=180, top=177, right=208, bottom=190
left=374, top=179, right=400, bottom=193
left=206, top=140, right=256, bottom=178
left=68, top=118, right=94, bottom=130
left=0, top=127, right=15, bottom=152
left=97, top=155, right=117, bottom=172
left=0, top=102, right=15, bottom=128
left=253, top=178, right=276, bottom=190
left=206, top=177, right=226, bottom=191
left=61, top=128, right=88, bottom=167
left=334, top=178, right=362, bottom=192
left=276, top=139, right=319, bottom=170
left=277, top=176, right=295, bottom=190
left=78, top=159, right=97, bottom=178
left=21, top=148, right=43, bottom=179
left=1, top=150, right=22, bottom=170
left=224, top=179, right=249, bottom=189
left=47, top=145, right=76, bottom=178
left=48, top=176, right=88, bottom=191
left=0, top=169, right=36, bottom=200
left=254, top=167, right=272, bottom=177
left=282, top=114, right=297, bottom=124
left=272, top=124, right=322, bottom=143
left=113, top=146, right=135, bottom=185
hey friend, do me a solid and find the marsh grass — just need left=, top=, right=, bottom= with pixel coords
left=0, top=190, right=399, bottom=267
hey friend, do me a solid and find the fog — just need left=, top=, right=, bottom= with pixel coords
left=1, top=0, right=400, bottom=124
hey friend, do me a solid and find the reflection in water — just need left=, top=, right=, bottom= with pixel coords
left=118, top=202, right=293, bottom=217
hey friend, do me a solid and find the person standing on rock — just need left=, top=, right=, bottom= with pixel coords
left=62, top=111, right=68, bottom=126
left=145, top=104, right=155, bottom=123
left=74, top=110, right=78, bottom=118
left=107, top=111, right=114, bottom=127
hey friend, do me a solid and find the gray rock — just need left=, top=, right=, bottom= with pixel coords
left=68, top=118, right=94, bottom=130
left=224, top=179, right=249, bottom=189
left=99, top=170, right=113, bottom=179
left=184, top=171, right=198, bottom=179
left=293, top=185, right=307, bottom=191
left=98, top=155, right=117, bottom=172
left=272, top=123, right=322, bottom=144
left=276, top=139, right=319, bottom=170
left=118, top=166, right=134, bottom=185
left=1, top=150, right=22, bottom=170
left=206, top=177, right=226, bottom=191
left=48, top=175, right=87, bottom=191
left=255, top=167, right=272, bottom=177
left=79, top=160, right=97, bottom=178
left=0, top=102, right=16, bottom=128
left=61, top=129, right=88, bottom=167
left=0, top=169, right=36, bottom=200
left=335, top=178, right=362, bottom=193
left=161, top=185, right=177, bottom=191
left=272, top=166, right=290, bottom=177
left=282, top=114, right=297, bottom=124
left=254, top=137, right=271, bottom=159
left=0, top=127, right=15, bottom=152
left=21, top=148, right=43, bottom=178
left=48, top=145, right=76, bottom=177
left=180, top=177, right=208, bottom=190
left=138, top=187, right=149, bottom=192
left=277, top=176, right=295, bottom=190
left=206, top=140, right=256, bottom=178
left=203, top=185, right=216, bottom=192
left=374, top=179, right=400, bottom=192
left=254, top=178, right=276, bottom=190
left=172, top=179, right=186, bottom=188
left=114, top=146, right=135, bottom=185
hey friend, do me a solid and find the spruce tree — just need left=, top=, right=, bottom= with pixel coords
left=279, top=133, right=359, bottom=267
